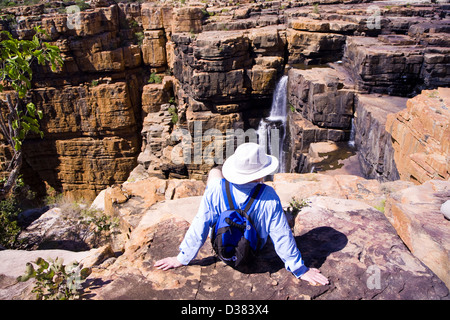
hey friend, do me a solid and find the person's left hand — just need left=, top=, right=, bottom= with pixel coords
left=154, top=257, right=183, bottom=270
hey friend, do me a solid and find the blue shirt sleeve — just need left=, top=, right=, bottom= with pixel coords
left=176, top=179, right=220, bottom=265
left=268, top=199, right=309, bottom=278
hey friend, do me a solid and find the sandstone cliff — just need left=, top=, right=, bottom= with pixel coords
left=0, top=0, right=448, bottom=199
left=0, top=0, right=448, bottom=302
left=386, top=87, right=449, bottom=184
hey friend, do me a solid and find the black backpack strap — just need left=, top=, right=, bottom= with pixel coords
left=243, top=183, right=263, bottom=214
left=222, top=180, right=264, bottom=225
left=224, top=180, right=236, bottom=210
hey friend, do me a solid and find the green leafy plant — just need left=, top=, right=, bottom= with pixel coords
left=0, top=26, right=63, bottom=197
left=168, top=105, right=178, bottom=125
left=373, top=199, right=386, bottom=213
left=51, top=195, right=120, bottom=247
left=0, top=174, right=36, bottom=248
left=428, top=90, right=440, bottom=98
left=312, top=3, right=320, bottom=14
left=127, top=18, right=139, bottom=29
left=284, top=197, right=310, bottom=230
left=80, top=206, right=120, bottom=246
left=75, top=0, right=90, bottom=11
left=289, top=103, right=296, bottom=113
left=134, top=31, right=144, bottom=45
left=148, top=72, right=162, bottom=84
left=288, top=197, right=310, bottom=215
left=0, top=194, right=21, bottom=248
left=17, top=257, right=91, bottom=300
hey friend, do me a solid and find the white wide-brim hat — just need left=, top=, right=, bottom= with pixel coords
left=222, top=142, right=279, bottom=185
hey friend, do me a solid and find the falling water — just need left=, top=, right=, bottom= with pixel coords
left=267, top=75, right=289, bottom=121
left=348, top=118, right=356, bottom=148
left=257, top=75, right=289, bottom=173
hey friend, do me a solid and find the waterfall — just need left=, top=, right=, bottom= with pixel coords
left=267, top=75, right=289, bottom=121
left=257, top=75, right=289, bottom=173
left=348, top=118, right=356, bottom=148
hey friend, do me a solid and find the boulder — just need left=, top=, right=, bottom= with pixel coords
left=385, top=179, right=450, bottom=289
left=172, top=6, right=205, bottom=34
left=247, top=26, right=286, bottom=58
left=342, top=36, right=424, bottom=96
left=141, top=3, right=165, bottom=31
left=71, top=5, right=119, bottom=37
left=141, top=30, right=167, bottom=68
left=141, top=77, right=174, bottom=114
left=193, top=31, right=252, bottom=72
left=0, top=245, right=114, bottom=300
left=101, top=177, right=205, bottom=250
left=286, top=29, right=346, bottom=65
left=287, top=67, right=354, bottom=130
left=386, top=88, right=450, bottom=184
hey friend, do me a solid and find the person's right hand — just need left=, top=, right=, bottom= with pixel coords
left=300, top=268, right=329, bottom=286
left=154, top=257, right=183, bottom=271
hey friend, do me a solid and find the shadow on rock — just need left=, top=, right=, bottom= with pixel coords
left=296, top=226, right=348, bottom=269
left=200, top=226, right=347, bottom=275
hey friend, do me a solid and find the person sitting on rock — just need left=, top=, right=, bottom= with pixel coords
left=154, top=142, right=329, bottom=286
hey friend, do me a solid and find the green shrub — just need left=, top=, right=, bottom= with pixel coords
left=0, top=175, right=36, bottom=248
left=168, top=105, right=178, bottom=125
left=134, top=31, right=144, bottom=45
left=0, top=196, right=21, bottom=248
left=75, top=0, right=90, bottom=11
left=288, top=197, right=310, bottom=216
left=53, top=197, right=120, bottom=248
left=148, top=72, right=162, bottom=84
left=17, top=257, right=91, bottom=300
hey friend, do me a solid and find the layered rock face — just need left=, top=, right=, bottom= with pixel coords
left=0, top=0, right=449, bottom=199
left=1, top=0, right=449, bottom=302
left=385, top=179, right=450, bottom=289
left=22, top=82, right=142, bottom=199
left=354, top=94, right=408, bottom=181
left=0, top=3, right=148, bottom=199
left=286, top=8, right=449, bottom=180
left=386, top=87, right=450, bottom=184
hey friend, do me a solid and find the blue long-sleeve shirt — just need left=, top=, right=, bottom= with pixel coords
left=176, top=178, right=309, bottom=278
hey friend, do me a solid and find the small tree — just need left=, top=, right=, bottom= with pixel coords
left=0, top=26, right=63, bottom=198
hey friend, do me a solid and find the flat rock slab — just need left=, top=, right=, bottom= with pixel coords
left=0, top=246, right=114, bottom=300
left=385, top=179, right=450, bottom=289
left=88, top=196, right=449, bottom=300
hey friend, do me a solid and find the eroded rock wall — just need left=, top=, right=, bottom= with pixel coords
left=0, top=0, right=449, bottom=199
left=386, top=87, right=450, bottom=184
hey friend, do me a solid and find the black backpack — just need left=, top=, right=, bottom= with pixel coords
left=211, top=180, right=265, bottom=267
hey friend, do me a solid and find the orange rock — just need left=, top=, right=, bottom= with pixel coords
left=386, top=88, right=450, bottom=184
left=385, top=179, right=450, bottom=289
